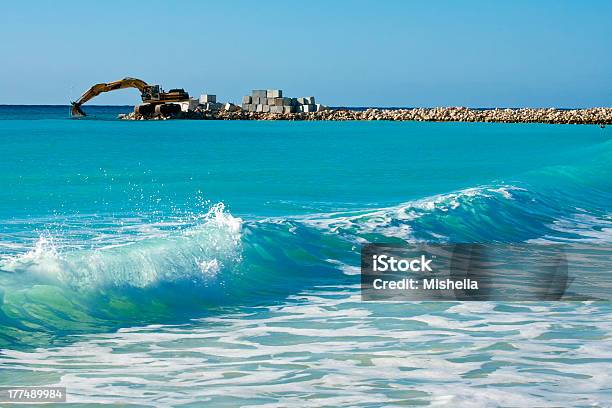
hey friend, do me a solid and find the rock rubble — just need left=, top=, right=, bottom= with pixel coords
left=120, top=107, right=612, bottom=124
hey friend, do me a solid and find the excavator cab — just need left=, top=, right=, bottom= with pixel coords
left=142, top=85, right=161, bottom=102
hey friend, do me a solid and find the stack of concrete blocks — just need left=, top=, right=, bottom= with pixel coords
left=295, top=97, right=320, bottom=113
left=199, top=94, right=224, bottom=111
left=241, top=90, right=325, bottom=114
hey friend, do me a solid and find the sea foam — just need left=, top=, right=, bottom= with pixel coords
left=0, top=203, right=242, bottom=289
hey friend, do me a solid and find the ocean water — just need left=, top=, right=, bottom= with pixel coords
left=0, top=106, right=610, bottom=406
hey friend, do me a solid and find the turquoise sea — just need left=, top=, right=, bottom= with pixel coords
left=0, top=106, right=610, bottom=406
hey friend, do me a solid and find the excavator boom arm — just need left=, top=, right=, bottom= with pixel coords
left=71, top=77, right=149, bottom=117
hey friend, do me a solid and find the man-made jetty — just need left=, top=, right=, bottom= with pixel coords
left=120, top=106, right=612, bottom=125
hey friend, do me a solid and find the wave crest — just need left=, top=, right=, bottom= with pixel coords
left=296, top=185, right=525, bottom=242
left=0, top=203, right=242, bottom=289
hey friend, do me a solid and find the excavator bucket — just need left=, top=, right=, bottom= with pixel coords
left=70, top=102, right=86, bottom=117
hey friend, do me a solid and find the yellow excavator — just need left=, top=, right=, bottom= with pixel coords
left=70, top=77, right=190, bottom=117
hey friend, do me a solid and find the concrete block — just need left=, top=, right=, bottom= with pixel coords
left=270, top=106, right=284, bottom=114
left=266, top=89, right=282, bottom=98
left=248, top=104, right=256, bottom=112
left=315, top=104, right=326, bottom=111
left=242, top=95, right=252, bottom=104
left=242, top=103, right=250, bottom=110
left=302, top=104, right=316, bottom=113
left=178, top=99, right=199, bottom=112
left=199, top=94, right=216, bottom=104
left=252, top=90, right=267, bottom=98
left=204, top=102, right=223, bottom=111
left=283, top=106, right=295, bottom=114
left=291, top=98, right=298, bottom=106
left=297, top=97, right=308, bottom=105
left=262, top=97, right=268, bottom=105
left=256, top=104, right=264, bottom=112
left=281, top=97, right=292, bottom=106
left=263, top=105, right=270, bottom=112
left=274, top=98, right=284, bottom=106
left=305, top=96, right=315, bottom=104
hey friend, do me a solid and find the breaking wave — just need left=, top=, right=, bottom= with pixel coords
left=0, top=138, right=611, bottom=348
left=1, top=203, right=243, bottom=289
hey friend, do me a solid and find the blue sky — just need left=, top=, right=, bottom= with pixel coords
left=1, top=1, right=610, bottom=107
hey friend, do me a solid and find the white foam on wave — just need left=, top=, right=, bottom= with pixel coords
left=529, top=211, right=612, bottom=244
left=0, top=203, right=243, bottom=289
left=2, top=286, right=609, bottom=407
left=0, top=233, right=63, bottom=278
left=294, top=184, right=522, bottom=240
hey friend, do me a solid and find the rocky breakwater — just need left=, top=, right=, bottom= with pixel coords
left=120, top=107, right=612, bottom=124
left=314, top=107, right=612, bottom=124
